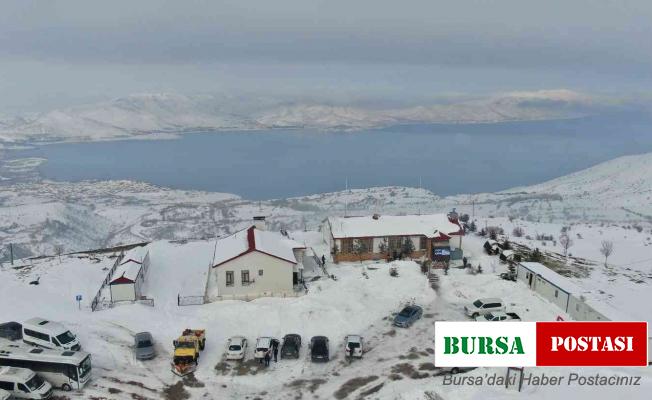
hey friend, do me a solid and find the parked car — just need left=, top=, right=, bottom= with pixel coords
left=309, top=336, right=329, bottom=362
left=0, top=322, right=22, bottom=341
left=226, top=337, right=247, bottom=360
left=499, top=272, right=516, bottom=282
left=254, top=337, right=272, bottom=360
left=134, top=332, right=156, bottom=360
left=280, top=334, right=301, bottom=359
left=475, top=312, right=521, bottom=322
left=344, top=335, right=363, bottom=358
left=0, top=366, right=53, bottom=399
left=464, top=298, right=505, bottom=318
left=22, top=318, right=80, bottom=351
left=393, top=305, right=423, bottom=328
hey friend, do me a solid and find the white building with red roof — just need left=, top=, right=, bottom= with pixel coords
left=109, top=245, right=150, bottom=302
left=205, top=223, right=307, bottom=301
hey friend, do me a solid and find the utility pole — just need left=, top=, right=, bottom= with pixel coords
left=344, top=177, right=349, bottom=217
left=9, top=243, right=13, bottom=265
left=418, top=176, right=422, bottom=215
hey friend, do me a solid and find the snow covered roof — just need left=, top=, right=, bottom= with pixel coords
left=518, top=262, right=585, bottom=295
left=327, top=214, right=462, bottom=239
left=212, top=226, right=306, bottom=267
left=110, top=258, right=143, bottom=284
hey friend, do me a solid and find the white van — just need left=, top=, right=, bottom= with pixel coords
left=0, top=367, right=52, bottom=399
left=22, top=319, right=80, bottom=351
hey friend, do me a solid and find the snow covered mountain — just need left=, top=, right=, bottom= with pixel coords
left=0, top=151, right=651, bottom=261
left=0, top=90, right=605, bottom=143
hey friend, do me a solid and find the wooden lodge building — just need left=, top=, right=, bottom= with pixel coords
left=322, top=213, right=464, bottom=265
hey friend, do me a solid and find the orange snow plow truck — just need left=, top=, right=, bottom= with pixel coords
left=171, top=329, right=206, bottom=376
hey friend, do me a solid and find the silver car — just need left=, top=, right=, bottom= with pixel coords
left=135, top=332, right=156, bottom=360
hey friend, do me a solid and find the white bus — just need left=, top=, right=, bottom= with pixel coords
left=22, top=319, right=80, bottom=352
left=0, top=345, right=91, bottom=392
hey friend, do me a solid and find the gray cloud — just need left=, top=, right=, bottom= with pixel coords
left=1, top=0, right=652, bottom=112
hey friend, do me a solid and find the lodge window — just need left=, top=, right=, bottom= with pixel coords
left=554, top=290, right=559, bottom=298
left=241, top=270, right=251, bottom=285
left=354, top=238, right=373, bottom=253
left=388, top=237, right=403, bottom=251
left=259, top=269, right=264, bottom=276
left=225, top=271, right=234, bottom=286
left=340, top=239, right=353, bottom=253
left=419, top=237, right=427, bottom=250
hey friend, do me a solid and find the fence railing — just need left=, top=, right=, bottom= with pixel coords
left=91, top=253, right=124, bottom=312
left=209, top=291, right=302, bottom=302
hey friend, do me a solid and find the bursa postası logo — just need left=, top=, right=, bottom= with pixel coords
left=435, top=321, right=648, bottom=367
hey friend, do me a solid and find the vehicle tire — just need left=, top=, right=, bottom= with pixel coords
left=62, top=384, right=72, bottom=391
left=472, top=313, right=478, bottom=319
left=200, top=340, right=205, bottom=350
left=451, top=368, right=460, bottom=375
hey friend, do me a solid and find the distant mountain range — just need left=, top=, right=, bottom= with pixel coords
left=0, top=89, right=612, bottom=143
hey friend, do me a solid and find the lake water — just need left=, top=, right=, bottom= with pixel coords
left=13, top=114, right=652, bottom=199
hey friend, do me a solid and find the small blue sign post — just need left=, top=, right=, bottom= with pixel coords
left=76, top=294, right=82, bottom=310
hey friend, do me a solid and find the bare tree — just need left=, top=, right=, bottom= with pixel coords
left=512, top=226, right=525, bottom=237
left=559, top=234, right=573, bottom=257
left=599, top=240, right=614, bottom=266
left=353, top=239, right=370, bottom=264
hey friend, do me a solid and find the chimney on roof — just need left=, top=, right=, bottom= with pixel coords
left=372, top=213, right=381, bottom=220
left=253, top=216, right=266, bottom=230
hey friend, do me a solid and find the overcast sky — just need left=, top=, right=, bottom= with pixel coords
left=1, top=0, right=652, bottom=112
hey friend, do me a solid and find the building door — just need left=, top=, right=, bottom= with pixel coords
left=293, top=272, right=299, bottom=285
left=528, top=273, right=533, bottom=288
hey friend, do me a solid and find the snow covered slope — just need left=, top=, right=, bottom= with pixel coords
left=1, top=151, right=651, bottom=260
left=0, top=90, right=603, bottom=143
left=443, top=152, right=652, bottom=223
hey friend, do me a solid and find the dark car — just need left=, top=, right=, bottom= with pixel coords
left=310, top=336, right=329, bottom=362
left=393, top=305, right=423, bottom=328
left=0, top=322, right=22, bottom=341
left=281, top=334, right=302, bottom=359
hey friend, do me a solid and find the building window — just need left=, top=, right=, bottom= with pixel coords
left=554, top=290, right=559, bottom=298
left=258, top=269, right=264, bottom=276
left=388, top=237, right=403, bottom=251
left=340, top=239, right=353, bottom=253
left=576, top=303, right=580, bottom=311
left=419, top=237, right=427, bottom=251
left=354, top=238, right=373, bottom=253
left=241, top=270, right=250, bottom=285
left=225, top=271, right=234, bottom=286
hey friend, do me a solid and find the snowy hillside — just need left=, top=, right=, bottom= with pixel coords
left=0, top=90, right=605, bottom=143
left=258, top=89, right=597, bottom=129
left=1, top=228, right=649, bottom=400
left=1, top=150, right=652, bottom=260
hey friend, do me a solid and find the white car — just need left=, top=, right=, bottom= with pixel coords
left=344, top=335, right=363, bottom=358
left=254, top=337, right=272, bottom=360
left=475, top=312, right=521, bottom=322
left=226, top=336, right=247, bottom=360
left=464, top=298, right=505, bottom=318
